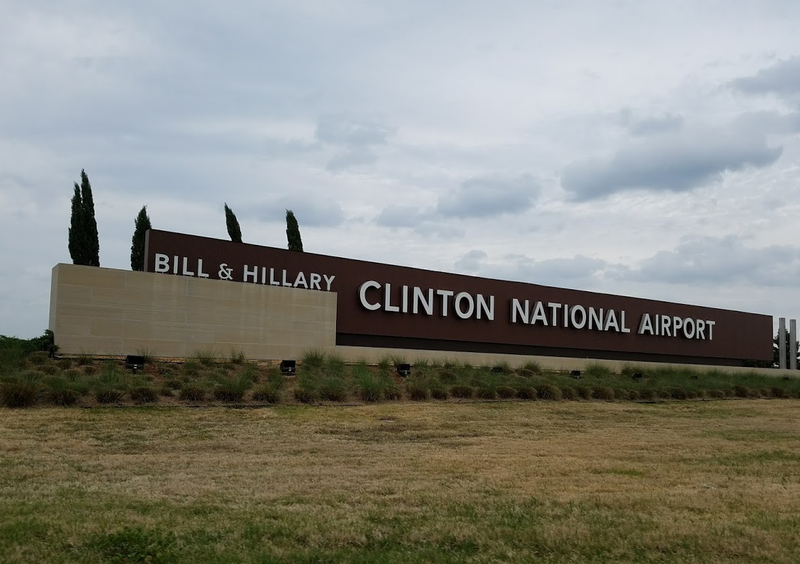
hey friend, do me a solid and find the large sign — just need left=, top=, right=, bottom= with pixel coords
left=145, top=230, right=772, bottom=365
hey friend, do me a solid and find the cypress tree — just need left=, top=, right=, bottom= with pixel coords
left=79, top=170, right=100, bottom=266
left=68, top=184, right=85, bottom=264
left=130, top=205, right=152, bottom=271
left=286, top=209, right=303, bottom=252
left=224, top=203, right=243, bottom=243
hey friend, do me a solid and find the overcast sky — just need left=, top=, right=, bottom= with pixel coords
left=2, top=0, right=799, bottom=338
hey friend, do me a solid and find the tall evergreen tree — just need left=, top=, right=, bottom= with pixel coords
left=130, top=205, right=152, bottom=271
left=68, top=184, right=85, bottom=264
left=80, top=170, right=100, bottom=266
left=286, top=209, right=303, bottom=252
left=224, top=203, right=243, bottom=243
left=68, top=169, right=100, bottom=266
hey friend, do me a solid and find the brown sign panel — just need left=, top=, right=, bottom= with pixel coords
left=145, top=230, right=773, bottom=365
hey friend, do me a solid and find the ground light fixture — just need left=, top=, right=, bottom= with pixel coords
left=570, top=370, right=582, bottom=379
left=125, top=355, right=145, bottom=374
left=632, top=373, right=643, bottom=382
left=396, top=363, right=411, bottom=377
left=280, top=360, right=296, bottom=375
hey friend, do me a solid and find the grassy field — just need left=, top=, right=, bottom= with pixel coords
left=2, top=400, right=800, bottom=563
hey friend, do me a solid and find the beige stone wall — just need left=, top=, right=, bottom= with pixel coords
left=49, top=264, right=337, bottom=359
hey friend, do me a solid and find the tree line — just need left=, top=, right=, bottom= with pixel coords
left=68, top=169, right=305, bottom=271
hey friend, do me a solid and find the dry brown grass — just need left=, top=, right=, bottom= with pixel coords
left=1, top=401, right=799, bottom=562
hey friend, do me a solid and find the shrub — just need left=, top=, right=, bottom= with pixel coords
left=47, top=387, right=79, bottom=406
left=358, top=381, right=383, bottom=402
left=516, top=368, right=535, bottom=378
left=1, top=380, right=39, bottom=407
left=430, top=387, right=449, bottom=400
left=43, top=377, right=79, bottom=406
left=91, top=525, right=176, bottom=564
left=264, top=368, right=286, bottom=390
left=521, top=361, right=542, bottom=374
left=706, top=389, right=724, bottom=399
left=733, top=385, right=753, bottom=398
left=192, top=348, right=217, bottom=366
left=639, top=389, right=656, bottom=401
left=437, top=370, right=458, bottom=383
left=179, top=386, right=205, bottom=402
left=39, top=363, right=61, bottom=376
left=325, top=353, right=346, bottom=377
left=95, top=388, right=124, bottom=404
left=165, top=379, right=182, bottom=390
left=592, top=386, right=614, bottom=401
left=376, top=356, right=391, bottom=371
left=214, top=377, right=250, bottom=402
left=61, top=368, right=83, bottom=380
left=135, top=347, right=156, bottom=364
left=131, top=386, right=158, bottom=404
left=228, top=348, right=246, bottom=365
left=450, top=385, right=474, bottom=399
left=384, top=382, right=402, bottom=400
left=476, top=387, right=497, bottom=400
left=236, top=363, right=260, bottom=384
left=516, top=386, right=537, bottom=400
left=560, top=386, right=578, bottom=400
left=770, top=386, right=789, bottom=399
left=407, top=385, right=429, bottom=401
left=294, top=388, right=318, bottom=404
left=319, top=377, right=348, bottom=402
left=252, top=385, right=282, bottom=404
left=27, top=351, right=50, bottom=365
left=614, top=388, right=630, bottom=401
left=56, top=358, right=73, bottom=370
left=497, top=386, right=518, bottom=399
left=584, top=362, right=613, bottom=378
left=76, top=351, right=93, bottom=366
left=82, top=364, right=97, bottom=375
left=575, top=385, right=593, bottom=400
left=159, top=386, right=173, bottom=397
left=301, top=349, right=326, bottom=371
left=538, top=384, right=562, bottom=401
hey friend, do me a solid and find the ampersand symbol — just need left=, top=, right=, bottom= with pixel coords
left=218, top=263, right=234, bottom=280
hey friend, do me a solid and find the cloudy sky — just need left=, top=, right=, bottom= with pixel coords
left=2, top=0, right=799, bottom=338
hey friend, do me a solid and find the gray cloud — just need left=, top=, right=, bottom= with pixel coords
left=273, top=195, right=345, bottom=227
left=733, top=110, right=800, bottom=135
left=437, top=174, right=540, bottom=218
left=619, top=109, right=684, bottom=136
left=731, top=56, right=800, bottom=99
left=454, top=249, right=487, bottom=272
left=315, top=115, right=395, bottom=172
left=629, top=235, right=800, bottom=287
left=376, top=205, right=429, bottom=228
left=561, top=125, right=782, bottom=201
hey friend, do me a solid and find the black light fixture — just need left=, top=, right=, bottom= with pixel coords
left=491, top=366, right=504, bottom=374
left=280, top=360, right=296, bottom=375
left=125, top=355, right=145, bottom=374
left=632, top=372, right=643, bottom=382
left=396, top=363, right=411, bottom=377
left=570, top=370, right=581, bottom=379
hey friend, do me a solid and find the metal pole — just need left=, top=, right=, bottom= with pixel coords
left=779, top=317, right=787, bottom=370
left=791, top=319, right=797, bottom=370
